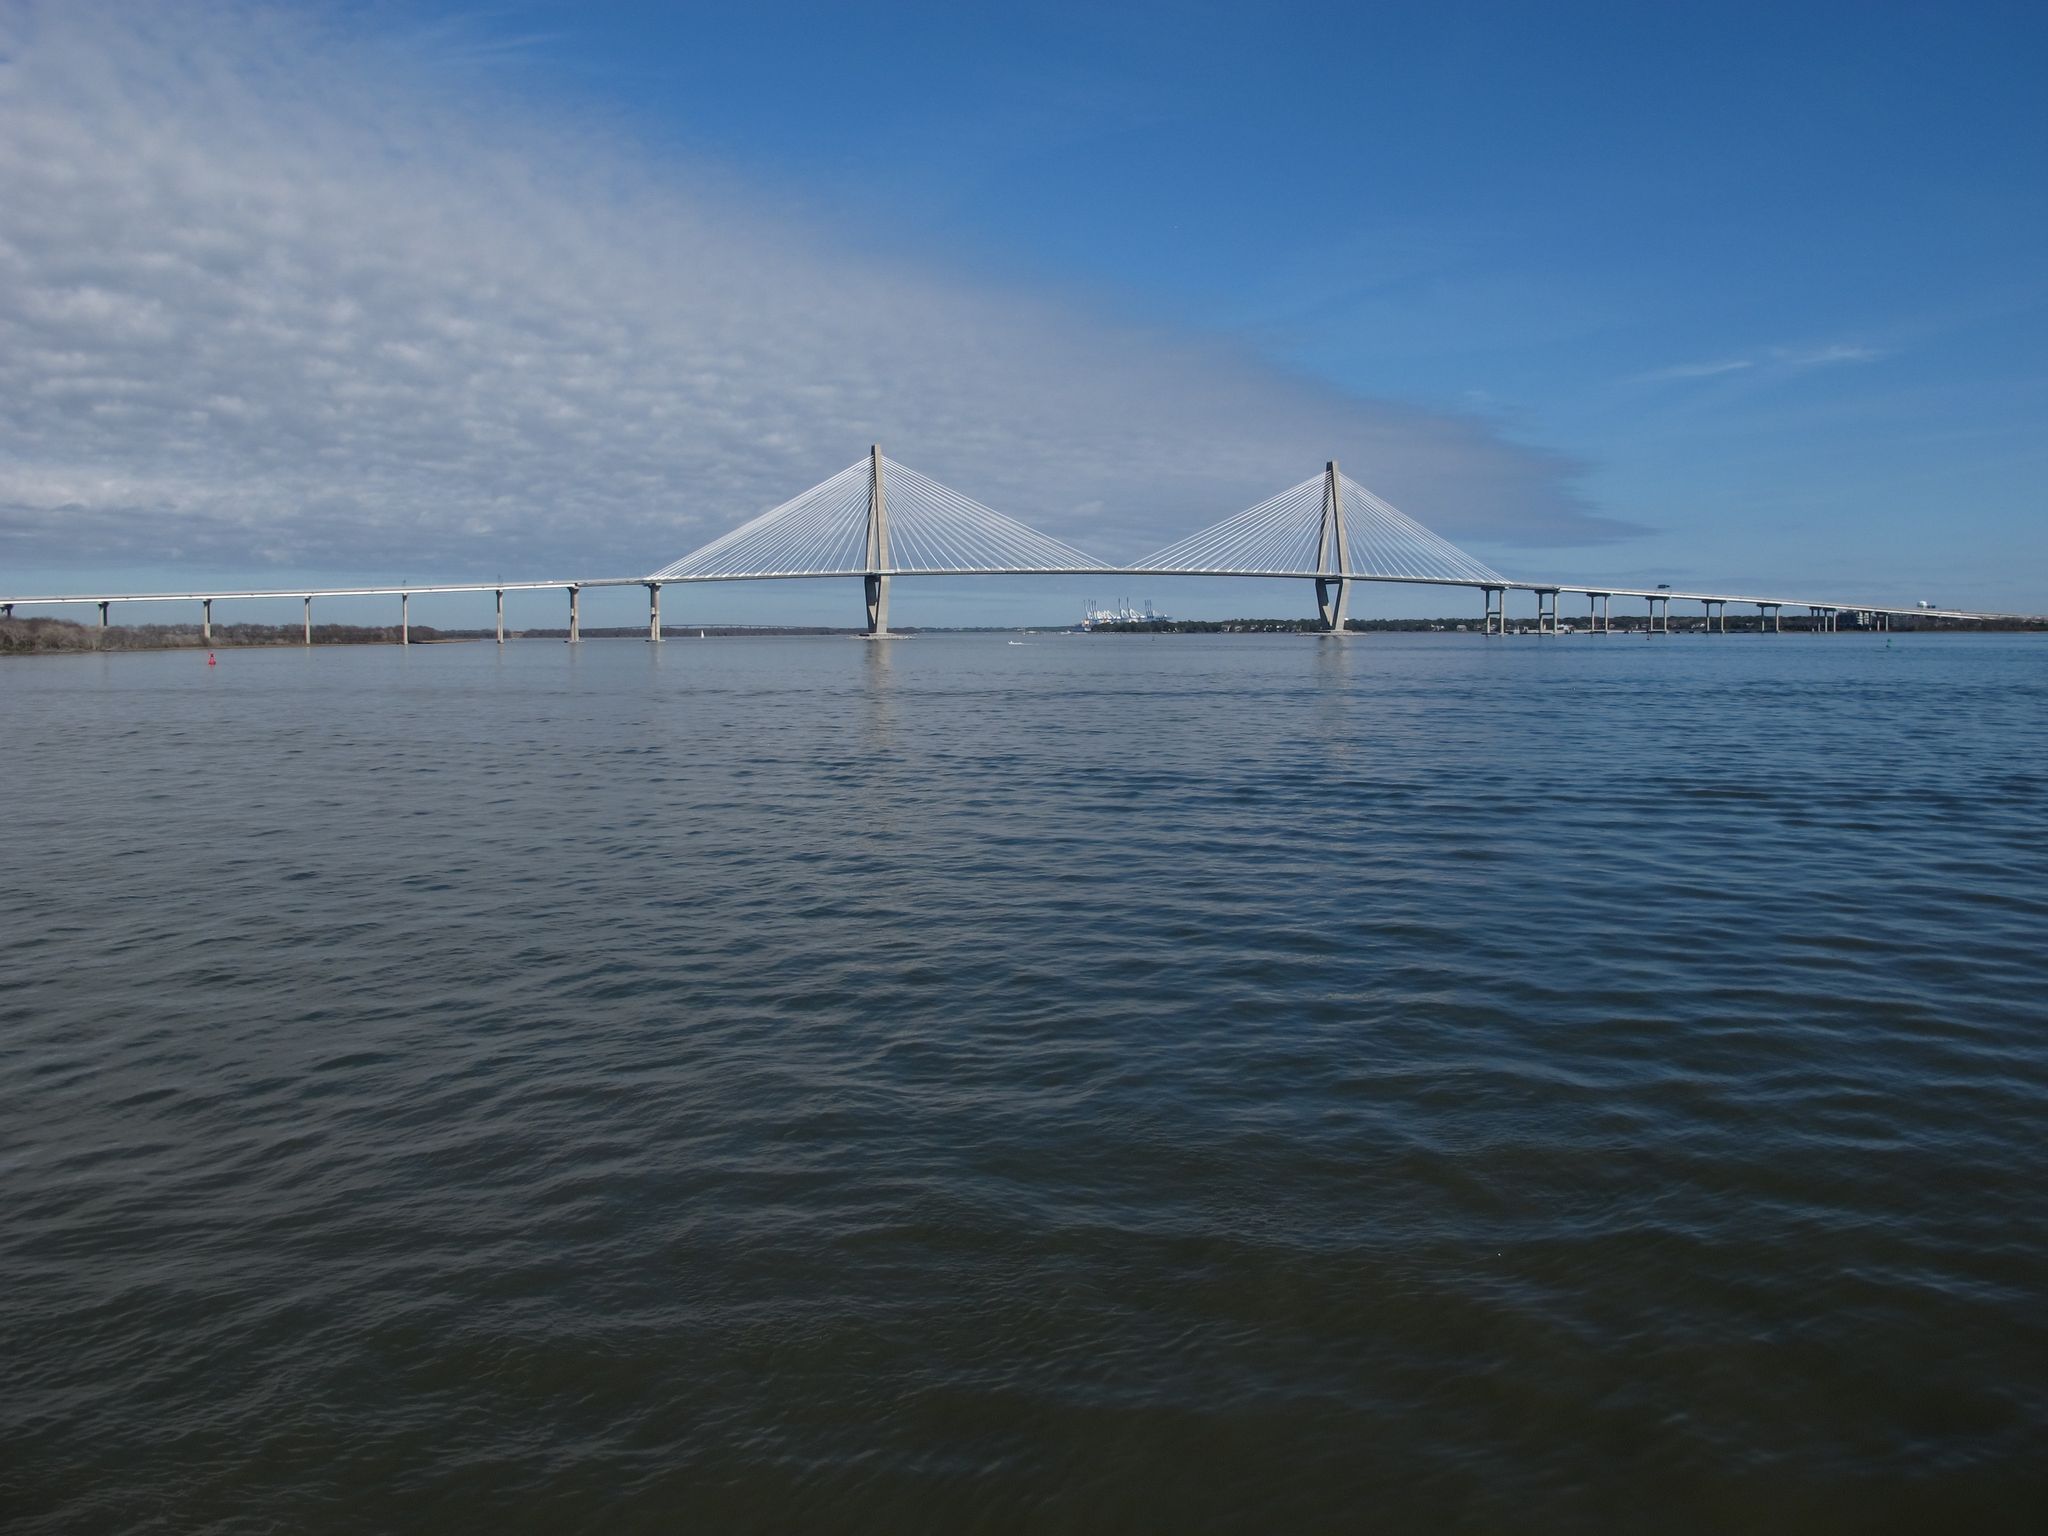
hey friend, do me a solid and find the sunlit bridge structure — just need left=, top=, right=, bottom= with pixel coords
left=648, top=448, right=1102, bottom=635
left=2, top=447, right=2028, bottom=637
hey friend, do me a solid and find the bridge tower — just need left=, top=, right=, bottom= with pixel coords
left=1314, top=459, right=1351, bottom=633
left=864, top=444, right=891, bottom=636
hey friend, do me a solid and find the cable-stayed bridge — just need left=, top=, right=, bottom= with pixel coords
left=2, top=447, right=2026, bottom=639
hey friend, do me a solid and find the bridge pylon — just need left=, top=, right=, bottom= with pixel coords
left=864, top=444, right=891, bottom=636
left=1314, top=459, right=1351, bottom=633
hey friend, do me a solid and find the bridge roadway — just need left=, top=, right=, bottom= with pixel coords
left=0, top=567, right=2021, bottom=639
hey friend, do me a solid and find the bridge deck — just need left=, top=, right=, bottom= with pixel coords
left=0, top=570, right=2018, bottom=624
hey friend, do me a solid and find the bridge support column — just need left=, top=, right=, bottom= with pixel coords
left=401, top=592, right=409, bottom=646
left=864, top=445, right=892, bottom=636
left=568, top=584, right=581, bottom=643
left=1483, top=587, right=1504, bottom=635
left=202, top=598, right=212, bottom=643
left=1, top=604, right=12, bottom=619
left=1316, top=576, right=1351, bottom=633
left=495, top=589, right=504, bottom=645
left=648, top=582, right=662, bottom=642
left=303, top=596, right=311, bottom=645
left=1314, top=460, right=1351, bottom=633
left=98, top=600, right=110, bottom=629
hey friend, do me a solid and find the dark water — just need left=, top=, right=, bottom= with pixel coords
left=4, top=632, right=2045, bottom=1532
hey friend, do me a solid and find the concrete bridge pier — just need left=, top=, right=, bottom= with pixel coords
left=1, top=603, right=12, bottom=619
left=1316, top=577, right=1351, bottom=632
left=568, top=584, right=581, bottom=643
left=495, top=589, right=504, bottom=645
left=303, top=596, right=311, bottom=645
left=98, top=600, right=110, bottom=629
left=1312, top=460, right=1351, bottom=633
left=401, top=592, right=410, bottom=646
left=202, top=598, right=212, bottom=643
left=648, top=582, right=662, bottom=642
left=1482, top=587, right=1504, bottom=635
left=864, top=445, right=892, bottom=636
left=1535, top=588, right=1558, bottom=634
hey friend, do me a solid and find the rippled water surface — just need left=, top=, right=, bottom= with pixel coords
left=4, top=631, right=2046, bottom=1532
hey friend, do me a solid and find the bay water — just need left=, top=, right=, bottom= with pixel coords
left=3, top=632, right=2044, bottom=1531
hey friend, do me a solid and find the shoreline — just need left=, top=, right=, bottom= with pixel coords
left=7, top=614, right=2042, bottom=659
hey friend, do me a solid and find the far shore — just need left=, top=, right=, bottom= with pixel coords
left=6, top=612, right=2040, bottom=658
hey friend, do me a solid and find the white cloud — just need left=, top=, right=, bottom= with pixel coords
left=1771, top=343, right=1883, bottom=368
left=1640, top=343, right=1883, bottom=385
left=1642, top=358, right=1756, bottom=381
left=0, top=0, right=1623, bottom=581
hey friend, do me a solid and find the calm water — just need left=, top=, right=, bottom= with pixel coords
left=4, top=631, right=2045, bottom=1532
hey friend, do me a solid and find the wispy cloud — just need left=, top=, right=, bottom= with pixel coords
left=0, top=1, right=1627, bottom=578
left=1642, top=358, right=1756, bottom=382
left=1639, top=342, right=1883, bottom=385
left=1770, top=343, right=1884, bottom=368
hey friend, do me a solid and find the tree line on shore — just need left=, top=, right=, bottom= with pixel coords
left=0, top=617, right=458, bottom=653
left=6, top=612, right=2036, bottom=655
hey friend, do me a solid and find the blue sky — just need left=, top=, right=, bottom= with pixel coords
left=1, top=0, right=2042, bottom=626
